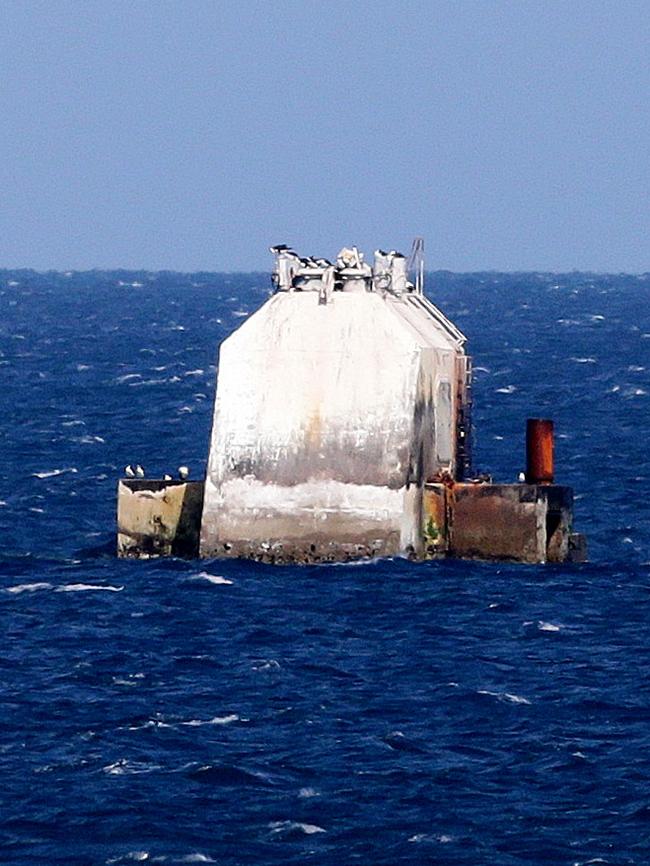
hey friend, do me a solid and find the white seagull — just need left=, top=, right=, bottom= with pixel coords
left=125, top=465, right=135, bottom=477
left=135, top=465, right=145, bottom=478
left=178, top=466, right=189, bottom=481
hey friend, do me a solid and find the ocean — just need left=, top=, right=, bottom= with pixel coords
left=1, top=269, right=649, bottom=865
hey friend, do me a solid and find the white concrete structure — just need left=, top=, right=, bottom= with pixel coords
left=199, top=244, right=471, bottom=562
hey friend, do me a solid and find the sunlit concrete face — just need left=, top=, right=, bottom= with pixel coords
left=200, top=289, right=465, bottom=562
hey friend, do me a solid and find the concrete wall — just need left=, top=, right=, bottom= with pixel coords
left=117, top=479, right=204, bottom=558
left=200, top=290, right=465, bottom=562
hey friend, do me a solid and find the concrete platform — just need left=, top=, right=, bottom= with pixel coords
left=117, top=479, right=204, bottom=558
left=117, top=478, right=585, bottom=563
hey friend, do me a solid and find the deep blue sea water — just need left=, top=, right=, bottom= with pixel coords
left=2, top=269, right=650, bottom=865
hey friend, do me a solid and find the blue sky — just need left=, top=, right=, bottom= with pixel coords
left=1, top=1, right=649, bottom=271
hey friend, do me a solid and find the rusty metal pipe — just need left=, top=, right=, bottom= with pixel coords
left=526, top=418, right=554, bottom=484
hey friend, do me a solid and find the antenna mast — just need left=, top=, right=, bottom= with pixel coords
left=407, top=237, right=425, bottom=294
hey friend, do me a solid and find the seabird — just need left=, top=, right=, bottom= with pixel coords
left=163, top=473, right=173, bottom=481
left=135, top=465, right=145, bottom=478
left=178, top=465, right=189, bottom=481
left=518, top=471, right=526, bottom=483
left=125, top=465, right=135, bottom=477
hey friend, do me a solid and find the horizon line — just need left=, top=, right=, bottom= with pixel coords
left=1, top=266, right=650, bottom=279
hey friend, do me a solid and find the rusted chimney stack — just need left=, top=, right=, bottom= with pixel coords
left=526, top=418, right=554, bottom=484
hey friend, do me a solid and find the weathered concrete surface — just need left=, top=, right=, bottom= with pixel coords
left=116, top=479, right=584, bottom=564
left=422, top=482, right=585, bottom=564
left=200, top=290, right=467, bottom=562
left=117, top=479, right=204, bottom=558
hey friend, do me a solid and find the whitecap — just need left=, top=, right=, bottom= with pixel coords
left=133, top=376, right=178, bottom=387
left=106, top=852, right=151, bottom=864
left=184, top=369, right=204, bottom=377
left=269, top=821, right=325, bottom=836
left=56, top=583, right=123, bottom=592
left=252, top=659, right=280, bottom=671
left=103, top=760, right=160, bottom=776
left=115, top=373, right=142, bottom=383
left=5, top=582, right=52, bottom=594
left=190, top=572, right=233, bottom=586
left=570, top=357, right=597, bottom=364
left=495, top=385, right=516, bottom=394
left=113, top=673, right=145, bottom=686
left=127, top=719, right=173, bottom=731
left=176, top=855, right=216, bottom=863
left=106, top=851, right=151, bottom=864
left=181, top=714, right=240, bottom=727
left=478, top=689, right=531, bottom=705
left=32, top=467, right=78, bottom=479
left=503, top=692, right=531, bottom=704
left=409, top=832, right=453, bottom=843
left=298, top=787, right=320, bottom=798
left=538, top=621, right=561, bottom=632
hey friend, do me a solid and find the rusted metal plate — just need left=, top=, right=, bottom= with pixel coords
left=117, top=479, right=204, bottom=558
left=448, top=484, right=546, bottom=563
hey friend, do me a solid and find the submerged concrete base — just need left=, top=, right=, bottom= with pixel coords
left=117, top=478, right=585, bottom=564
left=117, top=479, right=204, bottom=558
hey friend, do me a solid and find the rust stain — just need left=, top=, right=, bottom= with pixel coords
left=305, top=408, right=322, bottom=450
